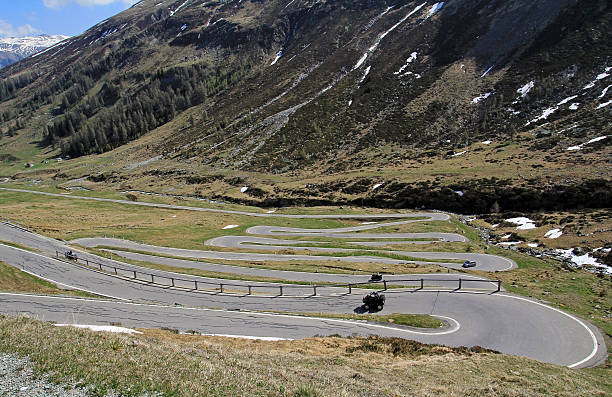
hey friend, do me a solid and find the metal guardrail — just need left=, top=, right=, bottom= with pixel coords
left=56, top=251, right=502, bottom=296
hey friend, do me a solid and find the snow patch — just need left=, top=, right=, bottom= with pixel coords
left=526, top=106, right=558, bottom=126
left=498, top=241, right=520, bottom=246
left=517, top=81, right=534, bottom=98
left=222, top=225, right=239, bottom=230
left=471, top=92, right=492, bottom=104
left=55, top=324, right=141, bottom=334
left=567, top=135, right=608, bottom=151
left=359, top=65, right=371, bottom=84
left=352, top=2, right=426, bottom=70
left=181, top=24, right=188, bottom=31
left=372, top=183, right=383, bottom=190
left=454, top=190, right=464, bottom=196
left=557, top=95, right=578, bottom=106
left=597, top=100, right=612, bottom=109
left=270, top=48, right=283, bottom=65
left=169, top=0, right=190, bottom=16
left=505, top=217, right=536, bottom=230
left=481, top=140, right=492, bottom=145
left=598, top=84, right=611, bottom=99
left=569, top=103, right=580, bottom=110
left=425, top=2, right=445, bottom=19
left=394, top=52, right=417, bottom=75
left=527, top=243, right=539, bottom=248
left=480, top=66, right=494, bottom=77
left=240, top=186, right=249, bottom=193
left=544, top=229, right=562, bottom=239
left=451, top=150, right=467, bottom=157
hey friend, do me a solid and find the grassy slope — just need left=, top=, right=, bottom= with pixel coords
left=0, top=315, right=609, bottom=397
left=0, top=260, right=93, bottom=297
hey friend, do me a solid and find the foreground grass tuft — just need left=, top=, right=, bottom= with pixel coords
left=0, top=315, right=609, bottom=396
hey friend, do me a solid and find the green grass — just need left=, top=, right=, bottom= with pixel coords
left=266, top=311, right=444, bottom=329
left=0, top=260, right=95, bottom=298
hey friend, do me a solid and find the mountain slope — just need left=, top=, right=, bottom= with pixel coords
left=0, top=0, right=610, bottom=211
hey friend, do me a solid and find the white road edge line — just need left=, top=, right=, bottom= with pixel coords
left=497, top=293, right=599, bottom=368
left=0, top=292, right=461, bottom=337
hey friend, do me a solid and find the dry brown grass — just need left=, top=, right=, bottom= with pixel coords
left=0, top=315, right=608, bottom=397
left=0, top=260, right=93, bottom=297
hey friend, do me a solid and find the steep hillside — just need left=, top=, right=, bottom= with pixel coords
left=0, top=0, right=610, bottom=212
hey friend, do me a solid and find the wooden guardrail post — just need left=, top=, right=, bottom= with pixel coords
left=248, top=286, right=252, bottom=295
left=151, top=274, right=154, bottom=283
left=458, top=278, right=462, bottom=290
left=194, top=280, right=198, bottom=290
left=313, top=286, right=317, bottom=296
left=497, top=280, right=501, bottom=292
left=220, top=284, right=224, bottom=293
left=348, top=284, right=352, bottom=294
left=171, top=278, right=175, bottom=287
left=279, top=286, right=283, bottom=296
left=420, top=278, right=424, bottom=289
left=99, top=263, right=102, bottom=271
left=133, top=271, right=137, bottom=279
left=383, top=280, right=387, bottom=290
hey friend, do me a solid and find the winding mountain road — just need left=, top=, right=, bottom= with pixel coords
left=0, top=222, right=607, bottom=368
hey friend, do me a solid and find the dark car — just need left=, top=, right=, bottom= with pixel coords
left=65, top=250, right=78, bottom=260
left=462, top=260, right=477, bottom=268
left=369, top=273, right=383, bottom=282
left=362, top=291, right=386, bottom=311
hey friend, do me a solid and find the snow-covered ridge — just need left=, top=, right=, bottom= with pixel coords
left=0, top=35, right=69, bottom=59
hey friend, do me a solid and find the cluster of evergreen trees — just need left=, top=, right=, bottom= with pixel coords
left=0, top=72, right=38, bottom=102
left=41, top=59, right=251, bottom=157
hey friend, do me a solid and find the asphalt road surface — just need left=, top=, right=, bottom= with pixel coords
left=0, top=195, right=605, bottom=368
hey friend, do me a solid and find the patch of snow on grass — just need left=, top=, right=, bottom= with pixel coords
left=527, top=243, right=538, bottom=248
left=270, top=48, right=283, bottom=65
left=499, top=242, right=520, bottom=246
left=359, top=65, right=371, bottom=84
left=471, top=92, right=492, bottom=104
left=240, top=186, right=249, bottom=193
left=567, top=135, right=608, bottom=151
left=481, top=140, right=492, bottom=145
left=569, top=103, right=579, bottom=110
left=506, top=217, right=536, bottom=230
left=425, top=2, right=444, bottom=18
left=55, top=324, right=142, bottom=334
left=526, top=106, right=558, bottom=126
left=544, top=229, right=562, bottom=239
left=170, top=0, right=190, bottom=16
left=348, top=99, right=353, bottom=106
left=481, top=66, right=494, bottom=77
left=557, top=95, right=578, bottom=106
left=394, top=52, right=417, bottom=75
left=451, top=150, right=467, bottom=157
left=455, top=190, right=464, bottom=196
left=352, top=2, right=426, bottom=70
left=222, top=225, right=239, bottom=229
left=372, top=183, right=383, bottom=190
left=181, top=24, right=188, bottom=31
left=597, top=100, right=612, bottom=109
left=598, top=84, right=611, bottom=98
